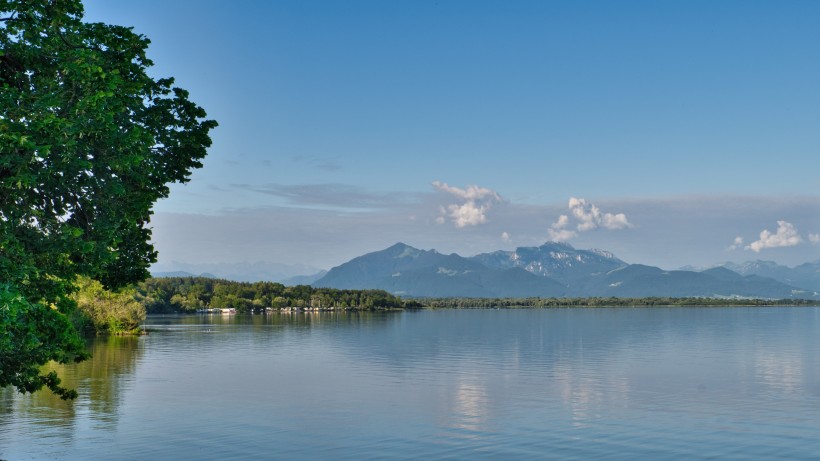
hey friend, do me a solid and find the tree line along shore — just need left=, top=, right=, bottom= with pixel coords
left=72, top=276, right=820, bottom=336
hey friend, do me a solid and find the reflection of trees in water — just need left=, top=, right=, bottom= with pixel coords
left=0, top=385, right=17, bottom=431
left=1, top=335, right=143, bottom=435
left=272, top=310, right=399, bottom=330
left=146, top=311, right=399, bottom=336
left=138, top=312, right=404, bottom=359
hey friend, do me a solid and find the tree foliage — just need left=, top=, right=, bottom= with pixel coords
left=0, top=283, right=87, bottom=399
left=1, top=0, right=216, bottom=397
left=127, top=279, right=818, bottom=312
left=137, top=277, right=419, bottom=312
left=72, top=277, right=145, bottom=335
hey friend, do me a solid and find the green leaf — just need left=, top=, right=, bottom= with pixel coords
left=0, top=0, right=216, bottom=398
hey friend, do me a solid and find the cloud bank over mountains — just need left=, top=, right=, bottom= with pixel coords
left=150, top=180, right=820, bottom=270
left=430, top=182, right=636, bottom=244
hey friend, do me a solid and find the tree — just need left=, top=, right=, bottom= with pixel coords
left=0, top=283, right=86, bottom=399
left=0, top=0, right=216, bottom=397
left=72, top=277, right=145, bottom=335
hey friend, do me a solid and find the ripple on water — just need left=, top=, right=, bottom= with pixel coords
left=3, top=308, right=820, bottom=460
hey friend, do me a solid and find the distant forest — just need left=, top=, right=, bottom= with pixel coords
left=137, top=277, right=819, bottom=313
left=420, top=297, right=820, bottom=308
left=137, top=277, right=420, bottom=313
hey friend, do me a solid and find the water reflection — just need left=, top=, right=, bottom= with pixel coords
left=447, top=375, right=491, bottom=436
left=2, top=308, right=820, bottom=460
left=0, top=335, right=142, bottom=447
left=755, top=350, right=803, bottom=393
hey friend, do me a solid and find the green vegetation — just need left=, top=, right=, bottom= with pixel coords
left=137, top=277, right=421, bottom=312
left=1, top=0, right=215, bottom=398
left=0, top=284, right=86, bottom=400
left=17, top=334, right=142, bottom=417
left=134, top=278, right=818, bottom=312
left=71, top=278, right=145, bottom=335
left=419, top=297, right=820, bottom=308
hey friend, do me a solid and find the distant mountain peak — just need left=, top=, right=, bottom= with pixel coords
left=537, top=241, right=576, bottom=250
left=313, top=242, right=819, bottom=299
left=723, top=260, right=781, bottom=272
left=470, top=241, right=627, bottom=284
left=385, top=242, right=421, bottom=257
left=717, top=259, right=820, bottom=292
left=589, top=248, right=619, bottom=260
left=386, top=242, right=415, bottom=251
left=701, top=266, right=740, bottom=276
left=149, top=261, right=321, bottom=283
left=314, top=242, right=566, bottom=297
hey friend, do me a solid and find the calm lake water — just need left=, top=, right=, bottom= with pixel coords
left=2, top=307, right=820, bottom=460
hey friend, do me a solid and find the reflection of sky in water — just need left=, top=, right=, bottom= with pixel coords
left=441, top=375, right=491, bottom=438
left=2, top=308, right=820, bottom=460
left=755, top=350, right=802, bottom=393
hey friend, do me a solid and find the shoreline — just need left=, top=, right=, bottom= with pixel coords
left=145, top=298, right=820, bottom=315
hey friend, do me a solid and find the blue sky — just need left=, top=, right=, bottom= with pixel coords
left=83, top=0, right=820, bottom=271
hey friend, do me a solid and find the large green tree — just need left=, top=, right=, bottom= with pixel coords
left=0, top=0, right=216, bottom=397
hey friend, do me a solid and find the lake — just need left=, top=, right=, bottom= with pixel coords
left=2, top=307, right=820, bottom=460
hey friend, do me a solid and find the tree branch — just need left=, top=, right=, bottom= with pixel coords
left=56, top=28, right=93, bottom=51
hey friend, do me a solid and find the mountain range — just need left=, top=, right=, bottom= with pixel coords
left=720, top=260, right=820, bottom=292
left=312, top=243, right=566, bottom=297
left=150, top=261, right=323, bottom=284
left=312, top=242, right=820, bottom=299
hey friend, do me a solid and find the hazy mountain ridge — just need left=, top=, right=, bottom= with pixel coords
left=572, top=265, right=808, bottom=298
left=313, top=242, right=818, bottom=299
left=150, top=261, right=323, bottom=283
left=313, top=243, right=566, bottom=297
left=152, top=271, right=217, bottom=279
left=719, top=260, right=820, bottom=292
left=470, top=241, right=627, bottom=285
left=151, top=245, right=820, bottom=298
left=281, top=270, right=328, bottom=286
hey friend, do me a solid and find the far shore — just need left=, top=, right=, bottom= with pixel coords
left=144, top=297, right=820, bottom=315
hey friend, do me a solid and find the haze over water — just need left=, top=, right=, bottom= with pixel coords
left=2, top=307, right=819, bottom=460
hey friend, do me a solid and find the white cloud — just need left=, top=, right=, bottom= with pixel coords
left=746, top=220, right=803, bottom=252
left=547, top=214, right=577, bottom=241
left=567, top=197, right=632, bottom=231
left=432, top=181, right=499, bottom=202
left=448, top=202, right=490, bottom=227
left=547, top=228, right=578, bottom=242
left=548, top=197, right=632, bottom=240
left=432, top=181, right=502, bottom=228
left=501, top=231, right=511, bottom=242
left=150, top=194, right=820, bottom=271
left=554, top=214, right=570, bottom=229
left=602, top=212, right=631, bottom=230
left=809, top=233, right=820, bottom=244
left=728, top=236, right=744, bottom=250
